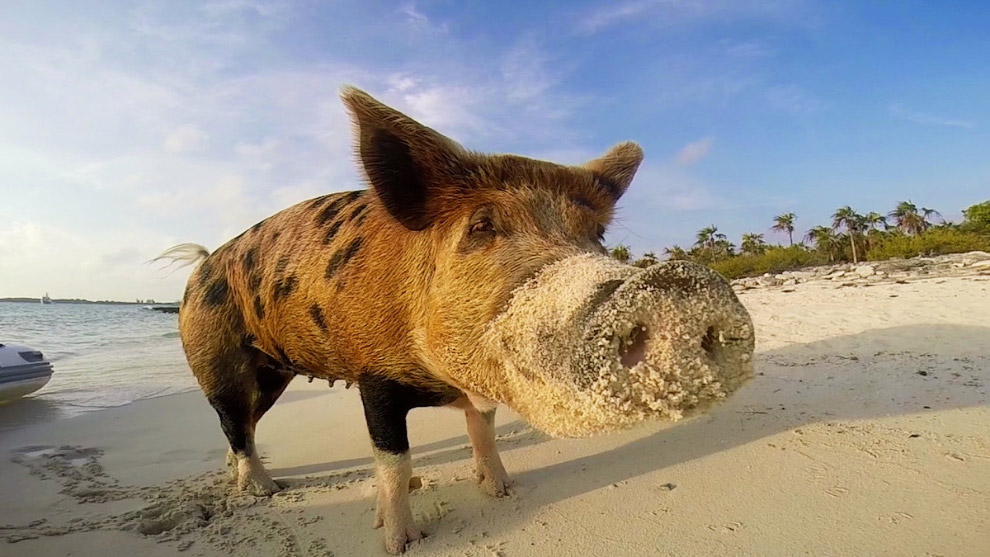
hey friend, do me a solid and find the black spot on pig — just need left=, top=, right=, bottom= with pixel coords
left=316, top=192, right=362, bottom=227
left=243, top=247, right=257, bottom=272
left=316, top=197, right=346, bottom=226
left=324, top=237, right=364, bottom=280
left=310, top=194, right=333, bottom=209
left=273, top=275, right=297, bottom=302
left=198, top=260, right=214, bottom=287
left=248, top=274, right=262, bottom=292
left=204, top=277, right=229, bottom=307
left=349, top=203, right=368, bottom=222
left=309, top=304, right=328, bottom=333
left=323, top=221, right=343, bottom=245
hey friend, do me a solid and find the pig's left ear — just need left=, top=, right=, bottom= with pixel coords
left=583, top=142, right=644, bottom=200
left=341, top=86, right=467, bottom=231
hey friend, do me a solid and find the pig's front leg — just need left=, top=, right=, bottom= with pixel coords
left=359, top=379, right=425, bottom=554
left=464, top=399, right=511, bottom=497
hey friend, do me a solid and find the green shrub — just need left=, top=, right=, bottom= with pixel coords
left=866, top=228, right=990, bottom=260
left=962, top=200, right=990, bottom=232
left=710, top=246, right=826, bottom=279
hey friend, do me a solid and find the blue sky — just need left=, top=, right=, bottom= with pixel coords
left=1, top=1, right=988, bottom=300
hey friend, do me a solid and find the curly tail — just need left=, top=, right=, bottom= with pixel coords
left=148, top=243, right=211, bottom=275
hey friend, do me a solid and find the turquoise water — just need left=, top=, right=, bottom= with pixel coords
left=0, top=302, right=195, bottom=417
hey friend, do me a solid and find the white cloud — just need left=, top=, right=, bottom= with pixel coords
left=163, top=125, right=209, bottom=153
left=674, top=137, right=714, bottom=166
left=575, top=0, right=814, bottom=35
left=400, top=2, right=428, bottom=23
left=202, top=0, right=284, bottom=18
left=720, top=39, right=776, bottom=59
left=623, top=162, right=717, bottom=212
left=377, top=36, right=586, bottom=146
left=0, top=219, right=191, bottom=301
left=395, top=83, right=493, bottom=139
left=604, top=161, right=720, bottom=252
left=576, top=0, right=664, bottom=35
left=765, top=84, right=825, bottom=115
left=0, top=2, right=595, bottom=300
left=888, top=103, right=976, bottom=129
left=397, top=2, right=449, bottom=37
left=501, top=35, right=555, bottom=103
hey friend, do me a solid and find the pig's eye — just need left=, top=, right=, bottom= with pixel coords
left=596, top=225, right=606, bottom=242
left=469, top=219, right=496, bottom=236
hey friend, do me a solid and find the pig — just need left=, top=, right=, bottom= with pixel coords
left=156, top=86, right=755, bottom=554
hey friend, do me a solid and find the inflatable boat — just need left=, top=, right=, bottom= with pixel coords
left=0, top=343, right=54, bottom=404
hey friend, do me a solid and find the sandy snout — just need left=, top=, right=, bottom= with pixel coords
left=485, top=254, right=755, bottom=437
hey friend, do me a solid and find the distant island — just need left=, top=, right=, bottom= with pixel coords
left=0, top=298, right=180, bottom=305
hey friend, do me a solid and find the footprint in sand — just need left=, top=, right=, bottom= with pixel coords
left=706, top=521, right=744, bottom=533
left=824, top=486, right=850, bottom=498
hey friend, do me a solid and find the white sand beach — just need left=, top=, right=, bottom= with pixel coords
left=2, top=270, right=988, bottom=556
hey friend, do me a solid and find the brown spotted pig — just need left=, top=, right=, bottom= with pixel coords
left=157, top=86, right=754, bottom=554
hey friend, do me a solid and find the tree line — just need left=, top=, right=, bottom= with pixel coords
left=609, top=200, right=990, bottom=278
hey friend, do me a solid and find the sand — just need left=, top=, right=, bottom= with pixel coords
left=1, top=273, right=988, bottom=556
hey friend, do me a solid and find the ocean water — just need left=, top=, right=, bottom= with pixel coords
left=0, top=302, right=195, bottom=418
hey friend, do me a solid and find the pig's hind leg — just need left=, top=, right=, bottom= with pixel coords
left=197, top=349, right=292, bottom=496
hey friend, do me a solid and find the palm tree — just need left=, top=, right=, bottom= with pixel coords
left=889, top=201, right=939, bottom=236
left=863, top=212, right=888, bottom=231
left=663, top=245, right=688, bottom=260
left=804, top=226, right=840, bottom=262
left=771, top=213, right=796, bottom=246
left=921, top=207, right=942, bottom=227
left=695, top=225, right=728, bottom=264
left=832, top=206, right=865, bottom=263
left=862, top=211, right=889, bottom=252
left=609, top=244, right=631, bottom=264
left=740, top=233, right=768, bottom=255
left=632, top=251, right=660, bottom=268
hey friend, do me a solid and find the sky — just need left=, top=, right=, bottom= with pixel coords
left=1, top=1, right=988, bottom=301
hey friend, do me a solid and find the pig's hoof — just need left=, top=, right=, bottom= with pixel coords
left=232, top=451, right=282, bottom=496
left=383, top=525, right=425, bottom=555
left=241, top=476, right=281, bottom=497
left=236, top=459, right=281, bottom=496
left=477, top=469, right=511, bottom=498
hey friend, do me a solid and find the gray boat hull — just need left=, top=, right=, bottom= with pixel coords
left=0, top=343, right=54, bottom=403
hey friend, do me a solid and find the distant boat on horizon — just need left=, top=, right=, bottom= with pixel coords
left=41, top=292, right=52, bottom=304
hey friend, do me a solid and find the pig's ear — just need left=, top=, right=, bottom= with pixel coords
left=583, top=142, right=644, bottom=200
left=340, top=86, right=466, bottom=231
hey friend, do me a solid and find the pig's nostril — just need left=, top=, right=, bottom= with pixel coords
left=619, top=324, right=649, bottom=369
left=701, top=326, right=717, bottom=357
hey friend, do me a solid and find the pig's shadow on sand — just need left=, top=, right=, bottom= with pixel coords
left=270, top=324, right=988, bottom=528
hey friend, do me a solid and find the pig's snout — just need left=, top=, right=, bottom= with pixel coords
left=614, top=308, right=753, bottom=389
left=482, top=254, right=755, bottom=438
left=588, top=260, right=755, bottom=396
